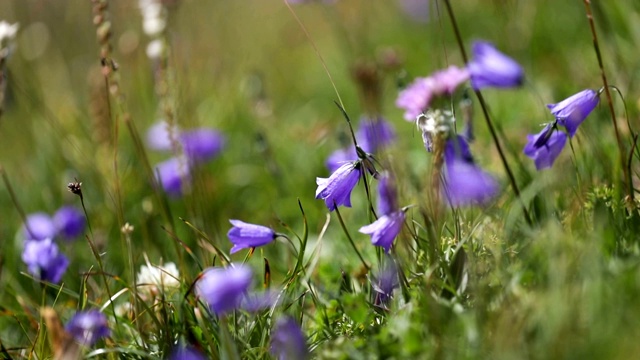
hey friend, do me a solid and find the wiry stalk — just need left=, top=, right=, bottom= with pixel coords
left=443, top=0, right=533, bottom=226
left=583, top=0, right=633, bottom=201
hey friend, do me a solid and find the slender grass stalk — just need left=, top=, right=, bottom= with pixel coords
left=0, top=166, right=31, bottom=235
left=334, top=205, right=370, bottom=271
left=442, top=0, right=533, bottom=226
left=583, top=1, right=633, bottom=201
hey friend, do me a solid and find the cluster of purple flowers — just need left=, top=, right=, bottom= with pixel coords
left=20, top=206, right=85, bottom=284
left=524, top=89, right=600, bottom=170
left=146, top=122, right=225, bottom=197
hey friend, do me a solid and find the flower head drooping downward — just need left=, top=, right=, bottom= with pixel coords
left=467, top=41, right=524, bottom=90
left=270, top=316, right=309, bottom=360
left=65, top=310, right=110, bottom=347
left=359, top=173, right=406, bottom=253
left=523, top=123, right=568, bottom=170
left=227, top=220, right=276, bottom=254
left=443, top=136, right=499, bottom=207
left=22, top=238, right=69, bottom=284
left=547, top=89, right=600, bottom=137
left=196, top=264, right=252, bottom=315
left=316, top=161, right=362, bottom=211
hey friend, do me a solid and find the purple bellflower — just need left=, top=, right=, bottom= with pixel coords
left=467, top=41, right=523, bottom=90
left=22, top=238, right=69, bottom=284
left=316, top=161, right=362, bottom=211
left=547, top=89, right=599, bottom=137
left=65, top=310, right=110, bottom=346
left=396, top=66, right=470, bottom=121
left=359, top=173, right=405, bottom=253
left=155, top=157, right=190, bottom=197
left=53, top=206, right=85, bottom=240
left=196, top=264, right=253, bottom=315
left=169, top=345, right=207, bottom=360
left=270, top=316, right=309, bottom=360
left=227, top=220, right=276, bottom=254
left=23, top=212, right=56, bottom=241
left=523, top=124, right=568, bottom=170
left=359, top=211, right=405, bottom=253
left=146, top=121, right=177, bottom=151
left=180, top=128, right=225, bottom=164
left=372, top=258, right=399, bottom=309
left=443, top=136, right=499, bottom=207
left=326, top=116, right=395, bottom=173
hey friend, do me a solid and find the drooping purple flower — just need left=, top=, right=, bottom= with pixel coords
left=467, top=41, right=523, bottom=90
left=53, top=206, right=85, bottom=240
left=23, top=212, right=56, bottom=241
left=316, top=161, right=362, bottom=211
left=356, top=116, right=396, bottom=153
left=359, top=211, right=405, bottom=253
left=169, top=344, right=208, bottom=360
left=326, top=147, right=358, bottom=173
left=22, top=238, right=69, bottom=284
left=372, top=258, right=399, bottom=309
left=377, top=173, right=398, bottom=216
left=396, top=66, right=470, bottom=121
left=180, top=128, right=225, bottom=164
left=196, top=265, right=252, bottom=315
left=155, top=157, right=190, bottom=197
left=65, top=310, right=110, bottom=346
left=443, top=136, right=499, bottom=207
left=523, top=124, right=568, bottom=170
left=270, top=316, right=309, bottom=360
left=227, top=220, right=276, bottom=254
left=547, top=89, right=599, bottom=137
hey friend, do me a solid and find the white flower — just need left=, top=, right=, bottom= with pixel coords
left=143, top=17, right=166, bottom=36
left=0, top=21, right=18, bottom=43
left=136, top=262, right=180, bottom=296
left=146, top=39, right=164, bottom=59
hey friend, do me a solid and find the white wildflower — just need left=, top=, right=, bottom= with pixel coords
left=136, top=261, right=180, bottom=297
left=146, top=39, right=164, bottom=59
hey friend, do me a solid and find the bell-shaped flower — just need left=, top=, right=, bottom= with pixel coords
left=53, top=206, right=85, bottom=240
left=443, top=136, right=499, bottom=207
left=467, top=41, right=523, bottom=90
left=155, top=157, right=190, bottom=197
left=396, top=66, right=469, bottom=121
left=196, top=264, right=252, bottom=315
left=270, top=316, right=309, bottom=360
left=547, top=89, right=599, bottom=137
left=316, top=161, right=362, bottom=211
left=227, top=219, right=276, bottom=254
left=23, top=212, right=56, bottom=241
left=359, top=211, right=405, bottom=253
left=523, top=124, right=568, bottom=170
left=371, top=257, right=399, bottom=309
left=180, top=128, right=225, bottom=164
left=356, top=116, right=396, bottom=153
left=22, top=238, right=69, bottom=284
left=65, top=310, right=110, bottom=347
left=377, top=173, right=398, bottom=216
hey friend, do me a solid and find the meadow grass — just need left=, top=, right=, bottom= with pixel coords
left=1, top=0, right=640, bottom=359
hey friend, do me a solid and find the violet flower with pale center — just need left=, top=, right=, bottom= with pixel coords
left=65, top=310, right=110, bottom=347
left=547, top=89, right=599, bottom=137
left=227, top=219, right=276, bottom=254
left=396, top=66, right=469, bottom=121
left=22, top=238, right=69, bottom=284
left=523, top=124, right=568, bottom=170
left=316, top=161, right=362, bottom=211
left=53, top=206, right=85, bottom=240
left=196, top=265, right=252, bottom=315
left=23, top=212, right=56, bottom=241
left=443, top=136, right=499, bottom=207
left=270, top=316, right=309, bottom=360
left=467, top=41, right=523, bottom=90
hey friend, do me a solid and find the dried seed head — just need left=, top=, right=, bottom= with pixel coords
left=67, top=179, right=83, bottom=196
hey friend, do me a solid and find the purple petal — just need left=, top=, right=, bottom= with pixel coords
left=53, top=206, right=85, bottom=240
left=65, top=310, right=110, bottom=347
left=443, top=160, right=499, bottom=207
left=270, top=316, right=309, bottom=360
left=523, top=127, right=568, bottom=170
left=547, top=89, right=599, bottom=137
left=227, top=219, right=276, bottom=254
left=22, top=238, right=69, bottom=284
left=169, top=345, right=208, bottom=360
left=359, top=211, right=405, bottom=253
left=180, top=128, right=225, bottom=164
left=326, top=147, right=358, bottom=173
left=196, top=265, right=253, bottom=315
left=356, top=116, right=396, bottom=153
left=241, top=289, right=281, bottom=312
left=468, top=41, right=523, bottom=90
left=377, top=173, right=398, bottom=216
left=23, top=213, right=56, bottom=241
left=146, top=121, right=178, bottom=151
left=155, top=157, right=191, bottom=198
left=315, top=162, right=362, bottom=211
